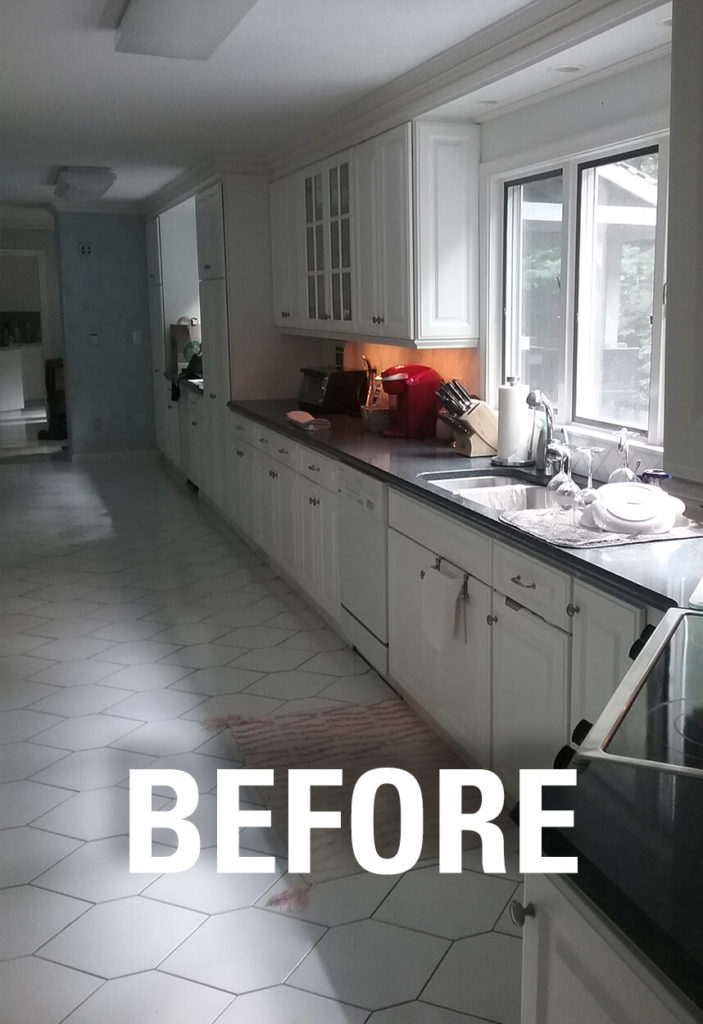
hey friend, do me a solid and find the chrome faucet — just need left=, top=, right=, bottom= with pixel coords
left=526, top=390, right=562, bottom=477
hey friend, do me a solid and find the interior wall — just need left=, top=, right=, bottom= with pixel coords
left=344, top=341, right=480, bottom=393
left=480, top=55, right=671, bottom=169
left=159, top=197, right=200, bottom=329
left=0, top=224, right=64, bottom=358
left=0, top=253, right=40, bottom=309
left=56, top=211, right=154, bottom=455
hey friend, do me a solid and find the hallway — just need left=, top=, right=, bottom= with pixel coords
left=0, top=454, right=522, bottom=1024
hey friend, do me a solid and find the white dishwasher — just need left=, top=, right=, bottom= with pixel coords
left=338, top=464, right=389, bottom=675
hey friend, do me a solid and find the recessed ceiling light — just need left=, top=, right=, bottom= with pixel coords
left=552, top=65, right=586, bottom=74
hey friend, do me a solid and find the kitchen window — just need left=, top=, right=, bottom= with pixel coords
left=501, top=141, right=667, bottom=444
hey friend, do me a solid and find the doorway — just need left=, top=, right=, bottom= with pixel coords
left=0, top=249, right=64, bottom=458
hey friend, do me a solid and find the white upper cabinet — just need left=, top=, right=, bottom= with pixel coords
left=270, top=173, right=305, bottom=328
left=354, top=123, right=413, bottom=340
left=145, top=216, right=162, bottom=285
left=414, top=121, right=480, bottom=344
left=195, top=183, right=226, bottom=280
left=301, top=151, right=355, bottom=332
left=270, top=121, right=479, bottom=347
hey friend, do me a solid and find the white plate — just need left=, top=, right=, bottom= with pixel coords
left=596, top=482, right=671, bottom=524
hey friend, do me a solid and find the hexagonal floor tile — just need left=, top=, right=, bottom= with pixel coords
left=170, top=666, right=263, bottom=697
left=108, top=689, right=204, bottom=721
left=31, top=748, right=153, bottom=790
left=0, top=956, right=101, bottom=1024
left=160, top=906, right=324, bottom=993
left=104, top=663, right=194, bottom=691
left=368, top=1002, right=486, bottom=1023
left=144, top=848, right=284, bottom=914
left=244, top=669, right=338, bottom=700
left=0, top=780, right=71, bottom=828
left=0, top=708, right=61, bottom=743
left=287, top=919, right=449, bottom=1010
left=0, top=885, right=89, bottom=959
left=112, top=718, right=213, bottom=756
left=62, top=970, right=232, bottom=1024
left=0, top=826, right=81, bottom=887
left=229, top=648, right=313, bottom=673
left=0, top=740, right=66, bottom=782
left=421, top=932, right=522, bottom=1024
left=373, top=866, right=517, bottom=939
left=34, top=836, right=161, bottom=902
left=215, top=985, right=367, bottom=1023
left=34, top=714, right=140, bottom=751
left=32, top=785, right=168, bottom=841
left=38, top=896, right=205, bottom=978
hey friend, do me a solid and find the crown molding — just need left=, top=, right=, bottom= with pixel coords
left=268, top=0, right=667, bottom=178
left=146, top=154, right=271, bottom=215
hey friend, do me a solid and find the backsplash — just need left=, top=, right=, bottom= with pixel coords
left=343, top=341, right=480, bottom=394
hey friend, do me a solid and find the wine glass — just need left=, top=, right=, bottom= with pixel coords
left=608, top=429, right=637, bottom=483
left=554, top=446, right=581, bottom=514
left=545, top=446, right=568, bottom=518
left=573, top=446, right=604, bottom=525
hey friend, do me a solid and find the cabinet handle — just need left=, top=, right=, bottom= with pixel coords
left=260, top=437, right=269, bottom=444
left=191, top=420, right=198, bottom=427
left=167, top=404, right=173, bottom=410
left=510, top=574, right=536, bottom=590
left=509, top=901, right=535, bottom=927
left=209, top=392, right=216, bottom=399
left=203, top=263, right=212, bottom=270
left=372, top=316, right=378, bottom=324
left=308, top=496, right=320, bottom=507
left=278, top=448, right=289, bottom=455
left=378, top=315, right=385, bottom=325
left=268, top=469, right=278, bottom=479
left=235, top=425, right=244, bottom=431
left=566, top=603, right=580, bottom=617
left=486, top=614, right=498, bottom=626
left=236, top=449, right=245, bottom=457
left=307, top=464, right=320, bottom=472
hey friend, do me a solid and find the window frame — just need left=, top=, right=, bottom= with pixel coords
left=493, top=132, right=669, bottom=447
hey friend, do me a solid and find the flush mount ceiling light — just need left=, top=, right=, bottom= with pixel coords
left=54, top=167, right=117, bottom=200
left=115, top=0, right=257, bottom=59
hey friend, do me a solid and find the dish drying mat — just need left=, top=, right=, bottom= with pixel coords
left=500, top=508, right=703, bottom=548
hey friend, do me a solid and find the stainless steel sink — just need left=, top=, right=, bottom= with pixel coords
left=417, top=470, right=548, bottom=511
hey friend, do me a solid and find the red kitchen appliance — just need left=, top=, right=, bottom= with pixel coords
left=379, top=364, right=442, bottom=438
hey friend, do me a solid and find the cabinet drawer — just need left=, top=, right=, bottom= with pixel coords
left=388, top=489, right=492, bottom=584
left=267, top=430, right=298, bottom=468
left=493, top=541, right=571, bottom=630
left=298, top=447, right=338, bottom=492
left=228, top=411, right=255, bottom=444
left=252, top=424, right=275, bottom=452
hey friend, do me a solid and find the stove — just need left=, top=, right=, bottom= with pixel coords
left=579, top=609, right=703, bottom=777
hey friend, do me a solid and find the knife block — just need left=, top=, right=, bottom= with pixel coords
left=453, top=403, right=499, bottom=457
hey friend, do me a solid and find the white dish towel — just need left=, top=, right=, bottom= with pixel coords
left=421, top=564, right=466, bottom=650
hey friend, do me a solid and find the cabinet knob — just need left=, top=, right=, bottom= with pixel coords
left=236, top=449, right=244, bottom=457
left=209, top=392, right=216, bottom=399
left=191, top=420, right=197, bottom=427
left=203, top=263, right=212, bottom=270
left=486, top=614, right=498, bottom=626
left=372, top=316, right=378, bottom=324
left=378, top=315, right=384, bottom=325
left=566, top=603, right=580, bottom=617
left=509, top=901, right=535, bottom=927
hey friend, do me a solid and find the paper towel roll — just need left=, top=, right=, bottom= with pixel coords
left=497, top=382, right=530, bottom=463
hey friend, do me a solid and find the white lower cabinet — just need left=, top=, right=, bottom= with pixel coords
left=570, top=581, right=644, bottom=729
left=491, top=597, right=570, bottom=798
left=388, top=527, right=491, bottom=765
left=296, top=474, right=340, bottom=622
left=521, top=875, right=699, bottom=1024
left=256, top=456, right=298, bottom=576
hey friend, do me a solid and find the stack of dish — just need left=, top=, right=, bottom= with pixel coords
left=581, top=482, right=685, bottom=535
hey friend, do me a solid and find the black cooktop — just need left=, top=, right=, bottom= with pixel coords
left=605, top=613, right=703, bottom=771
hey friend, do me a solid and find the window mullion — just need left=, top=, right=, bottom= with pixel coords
left=563, top=161, right=578, bottom=425
left=648, top=136, right=669, bottom=445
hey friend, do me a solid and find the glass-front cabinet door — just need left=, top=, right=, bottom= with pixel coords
left=302, top=151, right=354, bottom=331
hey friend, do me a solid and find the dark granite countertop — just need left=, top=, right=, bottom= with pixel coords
left=229, top=399, right=703, bottom=610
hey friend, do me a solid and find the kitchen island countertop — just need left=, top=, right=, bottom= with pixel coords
left=229, top=398, right=703, bottom=611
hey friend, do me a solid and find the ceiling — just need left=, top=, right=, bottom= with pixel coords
left=0, top=0, right=671, bottom=210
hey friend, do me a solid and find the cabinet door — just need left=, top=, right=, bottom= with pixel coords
left=270, top=174, right=304, bottom=328
left=226, top=436, right=256, bottom=539
left=414, top=122, right=479, bottom=342
left=491, top=597, right=570, bottom=797
left=195, top=183, right=226, bottom=279
left=388, top=528, right=492, bottom=766
left=354, top=124, right=413, bottom=340
left=522, top=875, right=697, bottom=1024
left=570, top=582, right=644, bottom=730
left=257, top=457, right=297, bottom=575
left=163, top=396, right=180, bottom=466
left=302, top=153, right=354, bottom=331
left=296, top=476, right=340, bottom=621
left=146, top=217, right=162, bottom=284
left=199, top=277, right=231, bottom=403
